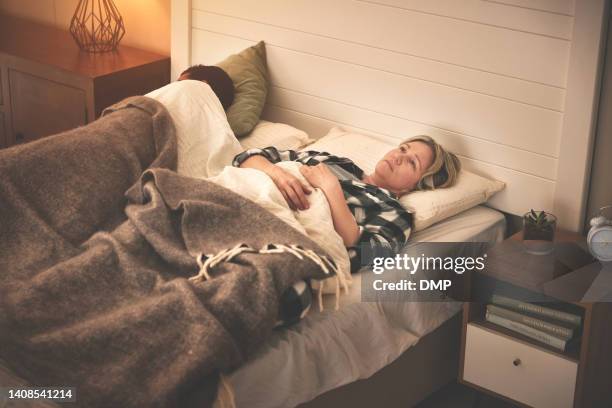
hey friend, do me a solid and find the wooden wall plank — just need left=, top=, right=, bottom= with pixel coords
left=193, top=11, right=565, bottom=111
left=191, top=30, right=563, bottom=157
left=194, top=0, right=571, bottom=86
left=359, top=0, right=573, bottom=39
left=462, top=158, right=556, bottom=215
left=267, top=47, right=564, bottom=157
left=267, top=86, right=558, bottom=181
left=483, top=0, right=575, bottom=16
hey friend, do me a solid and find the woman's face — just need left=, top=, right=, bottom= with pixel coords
left=373, top=141, right=434, bottom=195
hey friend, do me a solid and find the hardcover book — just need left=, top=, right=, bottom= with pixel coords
left=485, top=311, right=573, bottom=351
left=491, top=294, right=582, bottom=327
left=487, top=304, right=575, bottom=340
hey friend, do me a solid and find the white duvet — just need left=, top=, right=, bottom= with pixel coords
left=147, top=80, right=351, bottom=291
left=209, top=164, right=352, bottom=292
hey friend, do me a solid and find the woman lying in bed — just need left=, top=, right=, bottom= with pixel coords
left=178, top=64, right=461, bottom=323
left=233, top=136, right=461, bottom=273
left=177, top=66, right=460, bottom=272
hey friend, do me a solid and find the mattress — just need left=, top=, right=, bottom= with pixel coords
left=228, top=205, right=506, bottom=408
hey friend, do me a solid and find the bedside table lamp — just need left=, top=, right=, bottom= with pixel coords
left=69, top=0, right=126, bottom=53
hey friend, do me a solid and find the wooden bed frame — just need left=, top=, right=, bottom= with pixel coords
left=299, top=313, right=462, bottom=408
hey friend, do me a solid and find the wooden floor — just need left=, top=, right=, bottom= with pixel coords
left=416, top=382, right=518, bottom=408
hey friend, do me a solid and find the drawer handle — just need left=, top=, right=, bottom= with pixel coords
left=513, top=358, right=521, bottom=367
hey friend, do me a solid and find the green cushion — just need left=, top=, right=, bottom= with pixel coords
left=217, top=41, right=269, bottom=137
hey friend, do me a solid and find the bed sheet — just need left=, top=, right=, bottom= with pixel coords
left=228, top=205, right=506, bottom=408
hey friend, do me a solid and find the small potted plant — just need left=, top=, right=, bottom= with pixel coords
left=523, top=210, right=557, bottom=254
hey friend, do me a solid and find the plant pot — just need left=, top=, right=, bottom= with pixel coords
left=523, top=211, right=557, bottom=255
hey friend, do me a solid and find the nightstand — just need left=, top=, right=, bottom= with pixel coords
left=0, top=15, right=170, bottom=148
left=459, top=231, right=612, bottom=408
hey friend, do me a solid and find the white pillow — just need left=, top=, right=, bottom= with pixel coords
left=303, top=127, right=392, bottom=173
left=399, top=171, right=504, bottom=231
left=240, top=120, right=313, bottom=150
left=304, top=127, right=505, bottom=231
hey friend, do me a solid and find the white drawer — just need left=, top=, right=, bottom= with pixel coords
left=463, top=323, right=577, bottom=408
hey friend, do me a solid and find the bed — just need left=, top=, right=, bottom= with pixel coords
left=0, top=111, right=505, bottom=405
left=140, top=79, right=508, bottom=407
left=166, top=3, right=606, bottom=402
left=0, top=87, right=504, bottom=407
left=164, top=1, right=606, bottom=404
left=217, top=116, right=506, bottom=407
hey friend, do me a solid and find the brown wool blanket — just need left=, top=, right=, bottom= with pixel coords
left=0, top=97, right=333, bottom=407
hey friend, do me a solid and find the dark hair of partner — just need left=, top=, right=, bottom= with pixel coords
left=179, top=65, right=235, bottom=110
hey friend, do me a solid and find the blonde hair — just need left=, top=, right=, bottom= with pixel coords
left=402, top=135, right=461, bottom=190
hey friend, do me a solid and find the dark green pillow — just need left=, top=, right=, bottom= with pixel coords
left=217, top=41, right=269, bottom=137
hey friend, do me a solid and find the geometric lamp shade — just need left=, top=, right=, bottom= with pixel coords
left=69, top=0, right=125, bottom=53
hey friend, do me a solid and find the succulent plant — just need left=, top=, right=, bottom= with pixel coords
left=525, top=210, right=555, bottom=231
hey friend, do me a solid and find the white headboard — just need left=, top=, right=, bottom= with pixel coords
left=171, top=0, right=608, bottom=231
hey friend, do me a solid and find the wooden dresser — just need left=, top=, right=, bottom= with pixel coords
left=0, top=15, right=170, bottom=148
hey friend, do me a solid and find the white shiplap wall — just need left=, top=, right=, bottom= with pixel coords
left=172, top=0, right=607, bottom=229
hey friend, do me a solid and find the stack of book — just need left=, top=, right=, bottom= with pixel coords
left=485, top=294, right=582, bottom=352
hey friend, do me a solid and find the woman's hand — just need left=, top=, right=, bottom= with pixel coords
left=299, top=164, right=340, bottom=193
left=268, top=166, right=312, bottom=211
left=301, top=164, right=359, bottom=246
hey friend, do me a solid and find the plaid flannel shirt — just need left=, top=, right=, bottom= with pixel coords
left=233, top=147, right=413, bottom=272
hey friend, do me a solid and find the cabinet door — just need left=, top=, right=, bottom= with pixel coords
left=9, top=69, right=87, bottom=144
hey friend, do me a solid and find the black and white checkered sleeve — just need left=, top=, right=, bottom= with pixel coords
left=349, top=206, right=413, bottom=272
